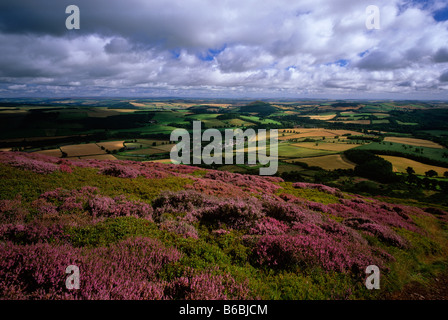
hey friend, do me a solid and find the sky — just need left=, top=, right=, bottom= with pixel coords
left=0, top=0, right=448, bottom=99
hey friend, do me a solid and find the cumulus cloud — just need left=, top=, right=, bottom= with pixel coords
left=0, top=0, right=447, bottom=98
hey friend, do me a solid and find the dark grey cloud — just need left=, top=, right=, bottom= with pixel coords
left=434, top=48, right=448, bottom=63
left=355, top=51, right=407, bottom=70
left=440, top=70, right=448, bottom=82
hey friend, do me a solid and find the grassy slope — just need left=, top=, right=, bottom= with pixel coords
left=0, top=151, right=447, bottom=300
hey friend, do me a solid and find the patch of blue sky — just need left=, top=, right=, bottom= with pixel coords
left=358, top=50, right=369, bottom=58
left=170, top=49, right=181, bottom=59
left=198, top=45, right=227, bottom=61
left=433, top=6, right=448, bottom=21
left=325, top=59, right=350, bottom=67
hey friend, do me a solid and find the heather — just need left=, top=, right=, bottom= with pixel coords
left=0, top=151, right=447, bottom=300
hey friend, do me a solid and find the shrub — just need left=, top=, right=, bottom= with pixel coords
left=0, top=237, right=182, bottom=300
left=262, top=198, right=322, bottom=225
left=160, top=220, right=199, bottom=239
left=0, top=196, right=28, bottom=224
left=88, top=195, right=153, bottom=220
left=99, top=164, right=140, bottom=179
left=166, top=267, right=250, bottom=300
left=3, top=155, right=58, bottom=174
left=197, top=197, right=264, bottom=229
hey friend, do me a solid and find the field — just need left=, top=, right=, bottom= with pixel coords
left=126, top=144, right=175, bottom=155
left=97, top=141, right=125, bottom=151
left=78, top=154, right=118, bottom=160
left=289, top=154, right=356, bottom=170
left=380, top=155, right=448, bottom=176
left=291, top=141, right=361, bottom=152
left=356, top=142, right=448, bottom=165
left=384, top=137, right=445, bottom=149
left=60, top=143, right=106, bottom=158
left=278, top=128, right=361, bottom=140
left=35, top=148, right=63, bottom=158
left=277, top=144, right=334, bottom=158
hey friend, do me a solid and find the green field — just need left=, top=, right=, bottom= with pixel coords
left=239, top=115, right=282, bottom=125
left=277, top=143, right=335, bottom=158
left=356, top=141, right=448, bottom=164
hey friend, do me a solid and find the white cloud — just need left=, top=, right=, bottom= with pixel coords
left=0, top=0, right=447, bottom=98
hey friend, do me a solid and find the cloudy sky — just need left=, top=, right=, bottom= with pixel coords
left=1, top=0, right=448, bottom=99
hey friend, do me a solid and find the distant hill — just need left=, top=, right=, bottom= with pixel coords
left=238, top=101, right=278, bottom=115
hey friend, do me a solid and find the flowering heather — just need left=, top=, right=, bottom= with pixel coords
left=262, top=198, right=322, bottom=225
left=0, top=222, right=67, bottom=244
left=40, top=186, right=99, bottom=214
left=203, top=170, right=283, bottom=194
left=343, top=217, right=408, bottom=248
left=0, top=151, right=60, bottom=164
left=0, top=241, right=81, bottom=299
left=329, top=198, right=423, bottom=233
left=31, top=198, right=59, bottom=216
left=37, top=186, right=153, bottom=221
left=197, top=197, right=264, bottom=229
left=99, top=164, right=140, bottom=179
left=160, top=220, right=199, bottom=239
left=254, top=225, right=384, bottom=274
left=6, top=155, right=59, bottom=174
left=58, top=163, right=73, bottom=173
left=184, top=177, right=247, bottom=198
left=88, top=195, right=153, bottom=220
left=249, top=217, right=289, bottom=236
left=152, top=190, right=208, bottom=215
left=0, top=237, right=182, bottom=300
left=0, top=197, right=28, bottom=224
left=212, top=229, right=231, bottom=236
left=166, top=267, right=250, bottom=300
left=1, top=151, right=447, bottom=300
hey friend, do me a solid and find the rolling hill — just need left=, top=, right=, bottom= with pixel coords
left=0, top=151, right=447, bottom=300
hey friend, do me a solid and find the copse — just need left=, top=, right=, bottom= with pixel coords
left=344, top=149, right=397, bottom=183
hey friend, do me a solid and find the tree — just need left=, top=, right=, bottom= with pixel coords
left=444, top=171, right=448, bottom=178
left=422, top=177, right=431, bottom=189
left=406, top=167, right=415, bottom=175
left=425, top=170, right=438, bottom=178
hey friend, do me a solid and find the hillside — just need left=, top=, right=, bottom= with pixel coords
left=0, top=151, right=447, bottom=300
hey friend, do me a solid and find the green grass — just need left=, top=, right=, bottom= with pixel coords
left=278, top=143, right=335, bottom=158
left=239, top=115, right=282, bottom=125
left=152, top=111, right=189, bottom=125
left=396, top=121, right=418, bottom=126
left=356, top=142, right=448, bottom=164
left=277, top=182, right=341, bottom=204
left=372, top=120, right=390, bottom=124
left=0, top=164, right=192, bottom=203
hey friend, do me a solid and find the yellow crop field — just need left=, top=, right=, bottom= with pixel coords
left=78, top=154, right=118, bottom=160
left=34, top=149, right=62, bottom=158
left=145, top=159, right=173, bottom=164
left=278, top=128, right=362, bottom=140
left=97, top=141, right=125, bottom=151
left=328, top=120, right=371, bottom=125
left=380, top=155, right=448, bottom=176
left=291, top=142, right=361, bottom=152
left=383, top=137, right=445, bottom=149
left=61, top=143, right=105, bottom=157
left=298, top=114, right=337, bottom=120
left=287, top=154, right=356, bottom=170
